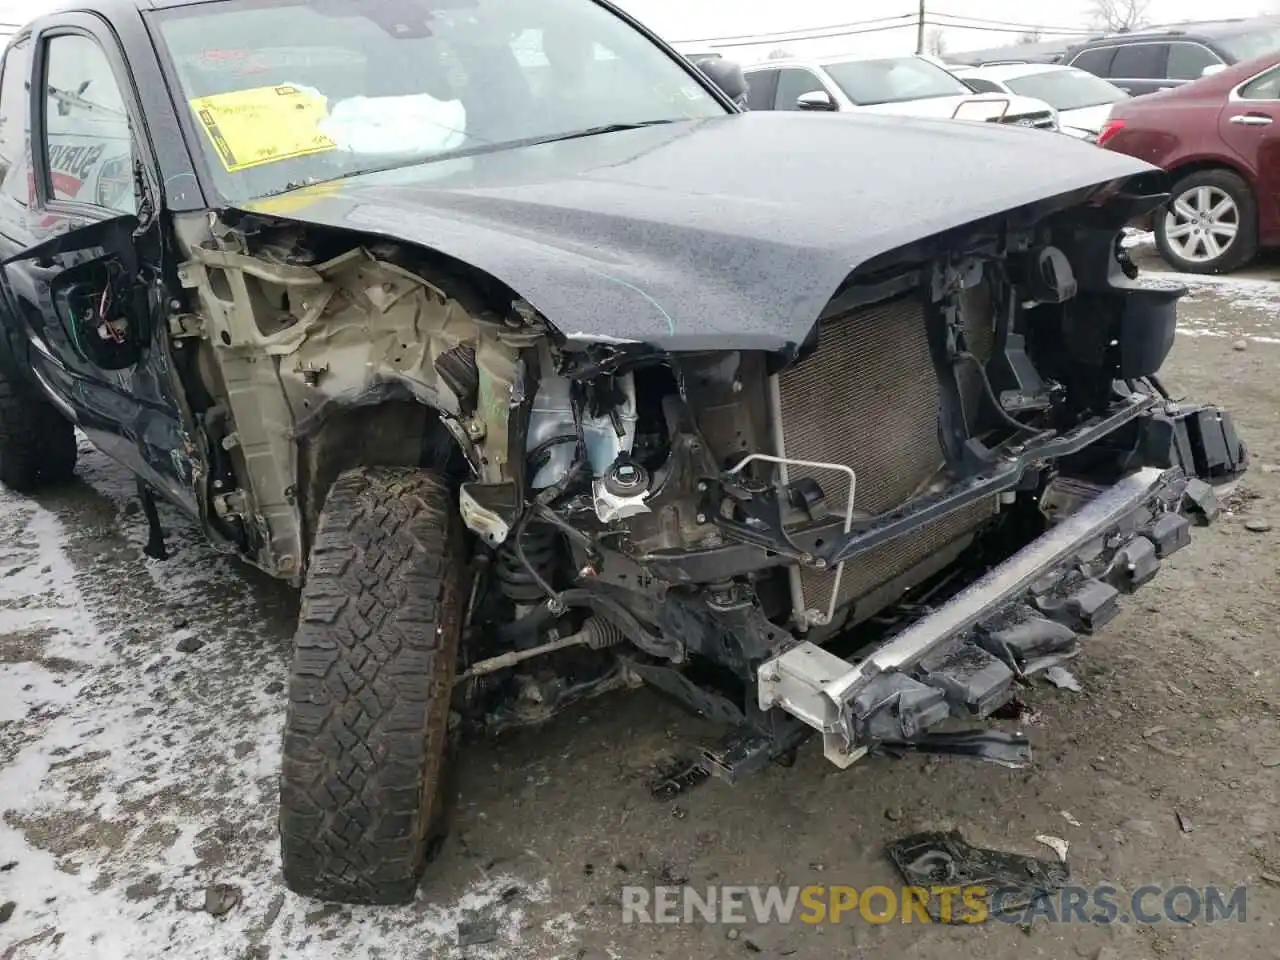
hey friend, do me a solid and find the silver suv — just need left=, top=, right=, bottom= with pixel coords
left=745, top=53, right=1059, bottom=129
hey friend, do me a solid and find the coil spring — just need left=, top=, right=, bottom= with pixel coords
left=495, top=522, right=558, bottom=602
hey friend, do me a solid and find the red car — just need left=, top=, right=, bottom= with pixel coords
left=1099, top=51, right=1280, bottom=273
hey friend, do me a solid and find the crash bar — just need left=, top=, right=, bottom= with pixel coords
left=826, top=465, right=1166, bottom=698
left=758, top=466, right=1170, bottom=764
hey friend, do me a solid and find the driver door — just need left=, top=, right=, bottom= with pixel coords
left=0, top=18, right=197, bottom=513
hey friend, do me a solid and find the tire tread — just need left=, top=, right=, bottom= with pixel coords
left=0, top=369, right=76, bottom=492
left=279, top=466, right=463, bottom=905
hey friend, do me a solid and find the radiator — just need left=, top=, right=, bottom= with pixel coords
left=775, top=289, right=997, bottom=616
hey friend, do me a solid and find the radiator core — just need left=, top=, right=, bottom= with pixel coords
left=775, top=290, right=997, bottom=616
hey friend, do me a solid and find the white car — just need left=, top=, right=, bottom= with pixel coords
left=950, top=63, right=1131, bottom=141
left=743, top=54, right=1059, bottom=130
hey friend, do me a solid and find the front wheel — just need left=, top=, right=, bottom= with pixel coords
left=0, top=366, right=77, bottom=492
left=279, top=466, right=465, bottom=904
left=1155, top=169, right=1258, bottom=275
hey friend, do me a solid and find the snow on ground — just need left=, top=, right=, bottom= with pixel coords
left=1168, top=272, right=1280, bottom=345
left=0, top=445, right=565, bottom=960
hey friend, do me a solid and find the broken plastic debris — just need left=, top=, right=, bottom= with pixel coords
left=1034, top=834, right=1070, bottom=863
left=1021, top=652, right=1078, bottom=676
left=885, top=830, right=1069, bottom=923
left=877, top=730, right=1032, bottom=769
left=648, top=756, right=710, bottom=801
left=1044, top=666, right=1082, bottom=692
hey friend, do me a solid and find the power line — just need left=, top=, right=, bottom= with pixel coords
left=694, top=20, right=1089, bottom=50
left=702, top=21, right=926, bottom=49
left=674, top=11, right=1093, bottom=49
left=927, top=20, right=1090, bottom=37
left=930, top=12, right=1089, bottom=33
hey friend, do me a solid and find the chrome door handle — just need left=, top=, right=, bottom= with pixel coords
left=1229, top=114, right=1273, bottom=126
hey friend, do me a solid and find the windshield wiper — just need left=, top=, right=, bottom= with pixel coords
left=520, top=119, right=679, bottom=147
left=258, top=119, right=682, bottom=198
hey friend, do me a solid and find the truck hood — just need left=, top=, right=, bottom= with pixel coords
left=237, top=112, right=1154, bottom=352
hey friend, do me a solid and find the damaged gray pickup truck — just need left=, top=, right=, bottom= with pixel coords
left=0, top=0, right=1247, bottom=906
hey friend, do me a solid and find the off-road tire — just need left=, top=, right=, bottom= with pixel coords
left=0, top=367, right=77, bottom=492
left=279, top=466, right=464, bottom=904
left=1155, top=168, right=1259, bottom=275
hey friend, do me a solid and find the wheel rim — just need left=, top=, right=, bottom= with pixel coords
left=1163, top=185, right=1239, bottom=263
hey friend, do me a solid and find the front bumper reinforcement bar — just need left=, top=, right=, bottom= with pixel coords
left=756, top=466, right=1214, bottom=768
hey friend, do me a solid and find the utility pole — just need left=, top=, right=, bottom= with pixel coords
left=916, top=0, right=926, bottom=54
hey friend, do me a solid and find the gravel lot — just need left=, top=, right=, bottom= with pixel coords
left=1, top=250, right=1278, bottom=960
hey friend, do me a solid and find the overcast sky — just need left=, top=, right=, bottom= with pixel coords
left=624, top=0, right=1280, bottom=60
left=0, top=0, right=1277, bottom=58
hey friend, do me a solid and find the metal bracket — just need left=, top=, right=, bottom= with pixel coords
left=757, top=642, right=867, bottom=768
left=167, top=312, right=205, bottom=338
left=726, top=452, right=857, bottom=628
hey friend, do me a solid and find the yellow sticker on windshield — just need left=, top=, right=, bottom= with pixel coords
left=189, top=84, right=337, bottom=173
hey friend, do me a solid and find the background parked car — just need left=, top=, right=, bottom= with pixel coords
left=1063, top=16, right=1280, bottom=96
left=944, top=38, right=1082, bottom=68
left=952, top=63, right=1130, bottom=141
left=744, top=54, right=1058, bottom=129
left=1099, top=51, right=1280, bottom=273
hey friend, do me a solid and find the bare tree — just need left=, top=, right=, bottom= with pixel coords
left=1017, top=29, right=1043, bottom=43
left=765, top=47, right=793, bottom=60
left=1090, top=0, right=1152, bottom=32
left=924, top=27, right=947, bottom=56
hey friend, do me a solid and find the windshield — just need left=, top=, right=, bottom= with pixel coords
left=1005, top=69, right=1129, bottom=111
left=1219, top=27, right=1280, bottom=62
left=821, top=57, right=972, bottom=105
left=152, top=0, right=725, bottom=201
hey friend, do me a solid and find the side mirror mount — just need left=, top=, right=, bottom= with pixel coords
left=695, top=58, right=748, bottom=105
left=52, top=276, right=145, bottom=370
left=4, top=214, right=145, bottom=370
left=1201, top=63, right=1227, bottom=78
left=796, top=90, right=837, bottom=111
